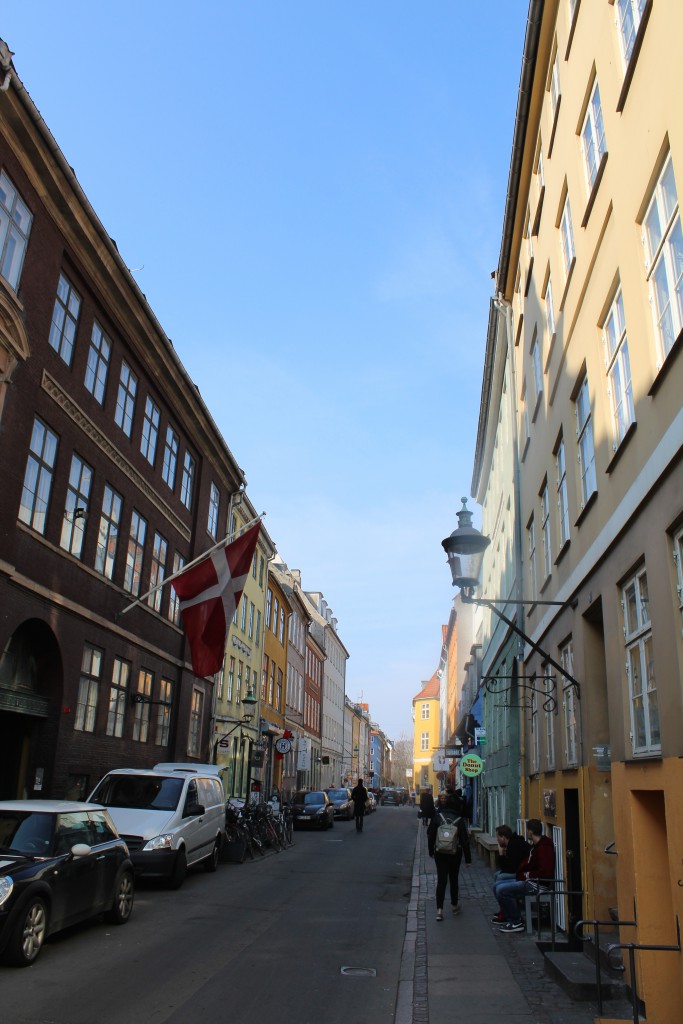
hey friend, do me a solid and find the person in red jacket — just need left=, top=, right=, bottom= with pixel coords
left=493, top=818, right=555, bottom=933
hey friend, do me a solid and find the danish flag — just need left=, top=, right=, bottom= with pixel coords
left=171, top=521, right=261, bottom=677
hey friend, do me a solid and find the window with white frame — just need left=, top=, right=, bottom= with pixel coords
left=642, top=154, right=682, bottom=361
left=18, top=417, right=58, bottom=534
left=555, top=437, right=570, bottom=548
left=530, top=688, right=540, bottom=772
left=581, top=80, right=607, bottom=190
left=75, top=644, right=102, bottom=733
left=227, top=656, right=235, bottom=701
left=106, top=657, right=129, bottom=738
left=48, top=274, right=81, bottom=366
left=208, top=482, right=220, bottom=538
left=84, top=322, right=111, bottom=404
left=248, top=601, right=255, bottom=640
left=168, top=551, right=184, bottom=624
left=156, top=679, right=173, bottom=746
left=603, top=287, right=635, bottom=446
left=524, top=207, right=534, bottom=263
left=531, top=334, right=543, bottom=410
left=527, top=515, right=537, bottom=597
left=420, top=732, right=429, bottom=751
left=140, top=397, right=160, bottom=466
left=544, top=669, right=555, bottom=769
left=541, top=483, right=552, bottom=580
left=133, top=669, right=153, bottom=743
left=123, top=510, right=146, bottom=596
left=675, top=526, right=683, bottom=614
left=544, top=273, right=556, bottom=339
left=95, top=484, right=122, bottom=579
left=549, top=49, right=561, bottom=119
left=421, top=702, right=430, bottom=720
left=148, top=531, right=167, bottom=612
left=560, top=640, right=579, bottom=766
left=623, top=567, right=659, bottom=753
left=255, top=609, right=261, bottom=647
left=241, top=591, right=248, bottom=632
left=161, top=426, right=179, bottom=490
left=575, top=375, right=597, bottom=506
left=114, top=361, right=137, bottom=437
left=560, top=196, right=575, bottom=279
left=616, top=0, right=647, bottom=65
left=180, top=450, right=195, bottom=509
left=0, top=170, right=32, bottom=290
left=60, top=453, right=92, bottom=557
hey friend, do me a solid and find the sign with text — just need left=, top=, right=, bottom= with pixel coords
left=460, top=753, right=484, bottom=777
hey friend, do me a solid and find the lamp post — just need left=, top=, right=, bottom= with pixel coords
left=441, top=498, right=580, bottom=694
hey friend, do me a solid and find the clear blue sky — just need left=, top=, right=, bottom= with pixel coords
left=3, top=1, right=528, bottom=742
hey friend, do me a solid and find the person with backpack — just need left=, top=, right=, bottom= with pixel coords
left=427, top=790, right=471, bottom=920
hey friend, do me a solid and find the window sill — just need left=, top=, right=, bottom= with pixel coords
left=564, top=0, right=581, bottom=61
left=548, top=95, right=562, bottom=159
left=574, top=488, right=597, bottom=528
left=539, top=574, right=552, bottom=596
left=544, top=331, right=558, bottom=373
left=625, top=750, right=662, bottom=764
left=606, top=420, right=637, bottom=474
left=531, top=389, right=543, bottom=424
left=648, top=325, right=683, bottom=396
left=524, top=257, right=535, bottom=297
left=554, top=539, right=570, bottom=567
left=581, top=152, right=608, bottom=229
left=616, top=0, right=653, bottom=113
left=520, top=433, right=531, bottom=463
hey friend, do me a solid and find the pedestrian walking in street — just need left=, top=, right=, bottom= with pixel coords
left=350, top=777, right=369, bottom=832
left=427, top=791, right=471, bottom=920
left=419, top=788, right=435, bottom=828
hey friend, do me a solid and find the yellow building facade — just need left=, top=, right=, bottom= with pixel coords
left=412, top=674, right=440, bottom=793
left=489, top=2, right=683, bottom=1017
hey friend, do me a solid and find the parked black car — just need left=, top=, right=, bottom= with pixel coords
left=0, top=800, right=134, bottom=966
left=380, top=789, right=401, bottom=806
left=325, top=788, right=354, bottom=820
left=291, top=791, right=335, bottom=830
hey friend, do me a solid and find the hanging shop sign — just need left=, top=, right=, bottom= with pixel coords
left=460, top=753, right=484, bottom=777
left=275, top=737, right=292, bottom=755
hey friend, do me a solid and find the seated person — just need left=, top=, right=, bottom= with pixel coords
left=491, top=824, right=530, bottom=923
left=493, top=818, right=555, bottom=933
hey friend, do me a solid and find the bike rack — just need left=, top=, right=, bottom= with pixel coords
left=575, top=901, right=636, bottom=1017
left=605, top=916, right=681, bottom=1024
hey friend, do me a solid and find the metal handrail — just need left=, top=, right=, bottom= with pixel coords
left=606, top=916, right=681, bottom=1024
left=575, top=906, right=637, bottom=1016
left=524, top=883, right=585, bottom=950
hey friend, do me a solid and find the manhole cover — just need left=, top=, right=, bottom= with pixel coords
left=340, top=966, right=377, bottom=977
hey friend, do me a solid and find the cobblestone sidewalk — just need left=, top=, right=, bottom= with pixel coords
left=409, top=824, right=630, bottom=1024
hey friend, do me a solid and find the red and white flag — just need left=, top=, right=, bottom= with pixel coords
left=171, top=521, right=261, bottom=677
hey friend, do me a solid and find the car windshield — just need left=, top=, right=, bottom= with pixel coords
left=292, top=792, right=325, bottom=805
left=327, top=790, right=348, bottom=800
left=0, top=811, right=55, bottom=856
left=90, top=775, right=184, bottom=811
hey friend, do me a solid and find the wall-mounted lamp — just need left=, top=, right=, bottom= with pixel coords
left=441, top=498, right=580, bottom=695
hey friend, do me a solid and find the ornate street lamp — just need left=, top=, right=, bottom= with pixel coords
left=441, top=498, right=580, bottom=694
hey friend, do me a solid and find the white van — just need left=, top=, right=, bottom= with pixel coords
left=88, top=767, right=225, bottom=888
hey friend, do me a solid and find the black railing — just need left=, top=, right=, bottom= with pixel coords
left=524, top=882, right=585, bottom=950
left=605, top=916, right=681, bottom=1024
left=575, top=904, right=636, bottom=1016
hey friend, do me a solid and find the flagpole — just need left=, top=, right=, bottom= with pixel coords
left=116, top=512, right=265, bottom=619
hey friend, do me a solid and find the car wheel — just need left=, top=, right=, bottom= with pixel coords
left=168, top=846, right=187, bottom=890
left=204, top=837, right=221, bottom=873
left=4, top=896, right=48, bottom=967
left=105, top=869, right=135, bottom=925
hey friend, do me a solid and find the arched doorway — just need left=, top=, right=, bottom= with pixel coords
left=0, top=618, right=63, bottom=799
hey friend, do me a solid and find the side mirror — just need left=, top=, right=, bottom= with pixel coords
left=71, top=843, right=92, bottom=858
left=185, top=802, right=206, bottom=818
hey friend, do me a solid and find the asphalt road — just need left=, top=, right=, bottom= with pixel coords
left=2, top=806, right=417, bottom=1024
